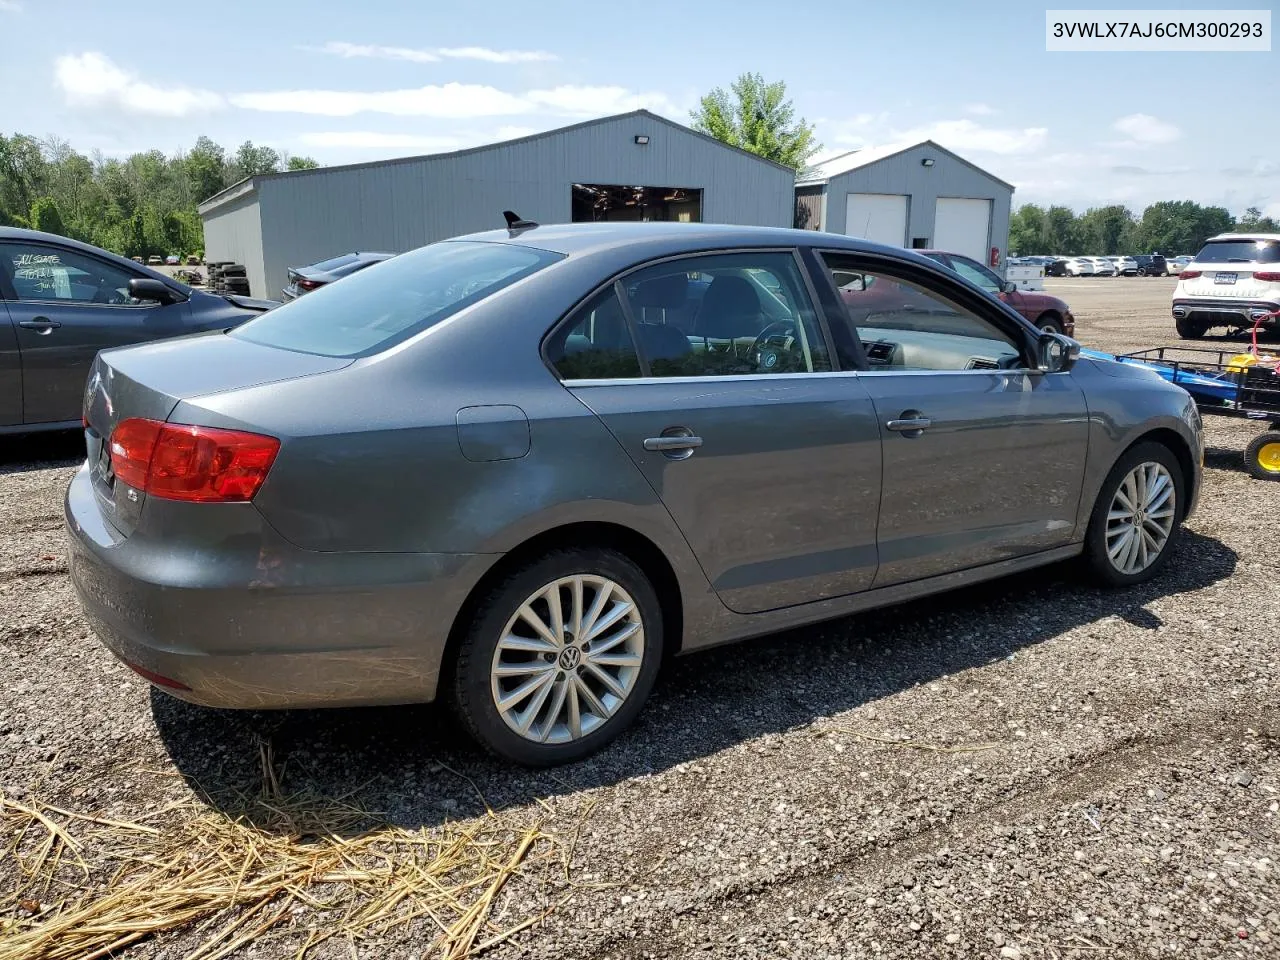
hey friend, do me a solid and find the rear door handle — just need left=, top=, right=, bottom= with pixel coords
left=886, top=417, right=931, bottom=433
left=643, top=435, right=704, bottom=452
left=19, top=317, right=61, bottom=333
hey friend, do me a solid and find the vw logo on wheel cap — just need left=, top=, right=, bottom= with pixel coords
left=559, top=647, right=582, bottom=670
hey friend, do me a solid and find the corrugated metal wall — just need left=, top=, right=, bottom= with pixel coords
left=200, top=190, right=267, bottom=299
left=815, top=144, right=1012, bottom=261
left=249, top=113, right=795, bottom=299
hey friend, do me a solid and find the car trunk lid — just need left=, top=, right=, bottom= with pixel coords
left=83, top=331, right=351, bottom=536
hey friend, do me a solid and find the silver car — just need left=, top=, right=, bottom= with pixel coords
left=66, top=222, right=1204, bottom=765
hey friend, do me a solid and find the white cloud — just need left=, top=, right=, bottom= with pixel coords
left=230, top=83, right=531, bottom=118
left=296, top=131, right=468, bottom=150
left=889, top=119, right=1048, bottom=155
left=525, top=85, right=680, bottom=117
left=232, top=82, right=680, bottom=119
left=436, top=46, right=557, bottom=63
left=312, top=41, right=557, bottom=64
left=0, top=0, right=22, bottom=11
left=1111, top=113, right=1181, bottom=145
left=964, top=102, right=997, bottom=116
left=316, top=41, right=439, bottom=63
left=53, top=52, right=223, bottom=117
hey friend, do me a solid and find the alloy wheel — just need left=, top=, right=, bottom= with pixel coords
left=490, top=575, right=645, bottom=744
left=1105, top=461, right=1177, bottom=575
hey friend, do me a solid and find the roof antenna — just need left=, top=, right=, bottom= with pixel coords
left=503, top=210, right=538, bottom=232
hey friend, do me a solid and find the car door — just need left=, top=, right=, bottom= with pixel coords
left=815, top=250, right=1090, bottom=588
left=544, top=249, right=883, bottom=615
left=0, top=240, right=190, bottom=425
left=0, top=300, right=20, bottom=426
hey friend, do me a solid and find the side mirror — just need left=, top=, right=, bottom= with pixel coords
left=129, top=277, right=185, bottom=305
left=1037, top=331, right=1080, bottom=373
left=1001, top=280, right=1018, bottom=294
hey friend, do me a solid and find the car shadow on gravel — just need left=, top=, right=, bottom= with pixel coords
left=153, top=530, right=1237, bottom=835
left=0, top=429, right=84, bottom=472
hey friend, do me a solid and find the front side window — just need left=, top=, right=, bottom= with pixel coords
left=0, top=243, right=142, bottom=305
left=820, top=253, right=1023, bottom=371
left=619, top=251, right=831, bottom=377
left=545, top=287, right=642, bottom=380
left=233, top=240, right=562, bottom=358
left=946, top=255, right=1003, bottom=295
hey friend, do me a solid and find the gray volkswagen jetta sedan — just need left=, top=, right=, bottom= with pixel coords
left=66, top=222, right=1203, bottom=765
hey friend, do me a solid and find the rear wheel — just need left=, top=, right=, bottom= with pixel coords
left=1175, top=316, right=1208, bottom=339
left=449, top=548, right=663, bottom=766
left=1245, top=432, right=1280, bottom=481
left=1083, top=442, right=1184, bottom=587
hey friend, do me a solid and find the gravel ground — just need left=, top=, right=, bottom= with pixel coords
left=2, top=276, right=1278, bottom=959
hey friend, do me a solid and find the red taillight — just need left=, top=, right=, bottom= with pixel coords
left=109, top=418, right=279, bottom=502
left=1254, top=271, right=1280, bottom=282
left=124, top=661, right=191, bottom=691
left=1179, top=270, right=1201, bottom=279
left=297, top=278, right=322, bottom=290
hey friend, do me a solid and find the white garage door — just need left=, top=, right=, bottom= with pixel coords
left=933, top=198, right=992, bottom=262
left=844, top=193, right=908, bottom=247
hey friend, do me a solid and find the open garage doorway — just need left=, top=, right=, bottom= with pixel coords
left=572, top=184, right=702, bottom=223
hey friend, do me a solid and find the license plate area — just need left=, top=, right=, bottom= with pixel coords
left=1215, top=272, right=1238, bottom=285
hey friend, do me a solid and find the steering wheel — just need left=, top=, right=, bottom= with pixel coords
left=752, top=320, right=799, bottom=372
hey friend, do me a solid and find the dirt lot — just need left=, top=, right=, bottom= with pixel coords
left=1, top=277, right=1277, bottom=959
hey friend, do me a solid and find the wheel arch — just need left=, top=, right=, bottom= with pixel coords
left=441, top=520, right=687, bottom=686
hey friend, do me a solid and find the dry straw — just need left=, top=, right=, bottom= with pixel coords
left=1, top=745, right=567, bottom=960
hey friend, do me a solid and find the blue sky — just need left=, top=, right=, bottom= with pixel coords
left=2, top=0, right=1275, bottom=217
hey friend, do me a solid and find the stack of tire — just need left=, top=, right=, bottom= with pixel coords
left=207, top=262, right=250, bottom=297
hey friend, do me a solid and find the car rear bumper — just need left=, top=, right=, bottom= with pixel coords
left=64, top=465, right=498, bottom=710
left=1172, top=298, right=1279, bottom=325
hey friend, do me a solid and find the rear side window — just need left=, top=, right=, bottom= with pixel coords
left=233, top=241, right=561, bottom=358
left=545, top=287, right=643, bottom=380
left=1194, top=239, right=1280, bottom=264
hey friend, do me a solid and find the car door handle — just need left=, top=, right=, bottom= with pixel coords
left=19, top=317, right=61, bottom=334
left=643, top=435, right=704, bottom=452
left=886, top=417, right=931, bottom=432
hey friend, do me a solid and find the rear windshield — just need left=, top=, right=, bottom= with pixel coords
left=1194, top=239, right=1280, bottom=264
left=308, top=253, right=362, bottom=272
left=234, top=241, right=562, bottom=358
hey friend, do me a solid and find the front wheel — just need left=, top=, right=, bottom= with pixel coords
left=449, top=548, right=664, bottom=766
left=1083, top=442, right=1184, bottom=587
left=1036, top=314, right=1065, bottom=334
left=1245, top=432, right=1280, bottom=481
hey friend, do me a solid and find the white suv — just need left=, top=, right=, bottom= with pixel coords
left=1172, top=233, right=1280, bottom=338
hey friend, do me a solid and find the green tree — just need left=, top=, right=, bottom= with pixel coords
left=1078, top=205, right=1135, bottom=255
left=1044, top=205, right=1082, bottom=254
left=1009, top=204, right=1049, bottom=255
left=29, top=195, right=68, bottom=236
left=286, top=154, right=320, bottom=171
left=691, top=73, right=820, bottom=171
left=230, top=141, right=281, bottom=181
left=186, top=136, right=228, bottom=203
left=1238, top=205, right=1280, bottom=233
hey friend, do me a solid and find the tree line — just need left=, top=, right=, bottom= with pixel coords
left=1009, top=201, right=1278, bottom=258
left=0, top=134, right=318, bottom=260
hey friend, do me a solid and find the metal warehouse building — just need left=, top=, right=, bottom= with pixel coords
left=795, top=140, right=1014, bottom=266
left=198, top=109, right=796, bottom=299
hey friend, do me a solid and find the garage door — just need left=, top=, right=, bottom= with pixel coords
left=844, top=193, right=907, bottom=247
left=933, top=198, right=992, bottom=262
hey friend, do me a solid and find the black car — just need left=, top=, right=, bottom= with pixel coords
left=1134, top=255, right=1169, bottom=277
left=282, top=251, right=396, bottom=300
left=1044, top=257, right=1071, bottom=277
left=0, top=227, right=275, bottom=434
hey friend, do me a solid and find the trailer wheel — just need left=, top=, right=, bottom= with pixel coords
left=1245, top=432, right=1280, bottom=481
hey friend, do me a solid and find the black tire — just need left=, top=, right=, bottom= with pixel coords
left=1245, top=431, right=1280, bottom=481
left=1083, top=441, right=1185, bottom=587
left=449, top=547, right=664, bottom=766
left=220, top=265, right=247, bottom=278
left=1175, top=316, right=1208, bottom=339
left=1035, top=313, right=1065, bottom=334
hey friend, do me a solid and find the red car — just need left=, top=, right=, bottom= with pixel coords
left=918, top=251, right=1076, bottom=336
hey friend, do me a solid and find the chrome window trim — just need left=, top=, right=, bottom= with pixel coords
left=562, top=367, right=1043, bottom=388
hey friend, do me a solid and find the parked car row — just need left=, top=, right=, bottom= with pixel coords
left=1013, top=254, right=1186, bottom=277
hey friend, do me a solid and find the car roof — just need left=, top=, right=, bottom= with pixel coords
left=449, top=221, right=928, bottom=261
left=1204, top=232, right=1280, bottom=243
left=0, top=226, right=190, bottom=292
